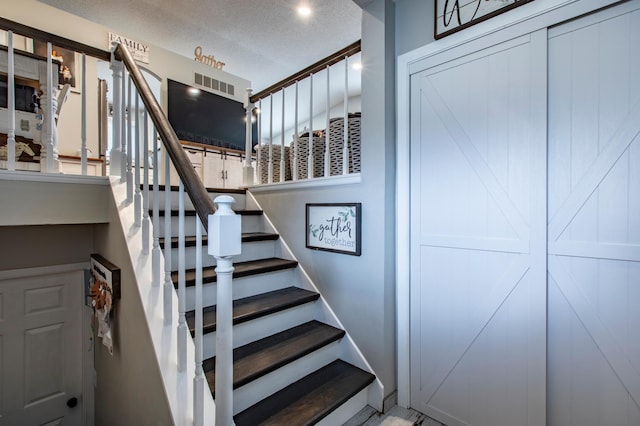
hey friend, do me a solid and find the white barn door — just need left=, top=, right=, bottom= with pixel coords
left=409, top=31, right=547, bottom=426
left=547, top=3, right=640, bottom=425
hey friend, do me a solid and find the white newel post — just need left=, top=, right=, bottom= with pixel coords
left=243, top=88, right=254, bottom=186
left=110, top=57, right=123, bottom=176
left=209, top=195, right=241, bottom=426
left=6, top=31, right=15, bottom=171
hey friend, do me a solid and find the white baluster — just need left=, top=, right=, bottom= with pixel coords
left=142, top=110, right=150, bottom=255
left=152, top=129, right=161, bottom=285
left=268, top=94, right=273, bottom=184
left=6, top=31, right=15, bottom=171
left=293, top=81, right=299, bottom=181
left=280, top=89, right=286, bottom=182
left=308, top=73, right=314, bottom=179
left=177, top=181, right=187, bottom=372
left=126, top=75, right=133, bottom=201
left=109, top=58, right=123, bottom=177
left=343, top=56, right=349, bottom=175
left=120, top=69, right=127, bottom=180
left=193, top=217, right=205, bottom=426
left=41, top=42, right=58, bottom=173
left=209, top=196, right=241, bottom=426
left=164, top=150, right=173, bottom=324
left=324, top=65, right=331, bottom=177
left=134, top=94, right=141, bottom=226
left=81, top=53, right=87, bottom=175
left=244, top=88, right=254, bottom=186
left=256, top=99, right=262, bottom=184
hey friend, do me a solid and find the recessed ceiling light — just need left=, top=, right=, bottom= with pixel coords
left=297, top=5, right=312, bottom=17
left=352, top=62, right=362, bottom=70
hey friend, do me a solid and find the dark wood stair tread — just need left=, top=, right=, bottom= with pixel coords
left=160, top=232, right=279, bottom=249
left=203, top=320, right=345, bottom=392
left=185, top=287, right=319, bottom=334
left=151, top=208, right=263, bottom=216
left=234, top=359, right=375, bottom=426
left=140, top=184, right=246, bottom=194
left=172, top=257, right=298, bottom=287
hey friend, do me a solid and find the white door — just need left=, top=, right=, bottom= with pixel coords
left=0, top=270, right=84, bottom=425
left=409, top=31, right=547, bottom=425
left=547, top=3, right=640, bottom=425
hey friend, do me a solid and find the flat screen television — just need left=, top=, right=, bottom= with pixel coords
left=167, top=79, right=256, bottom=151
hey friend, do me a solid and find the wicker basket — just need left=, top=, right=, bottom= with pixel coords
left=289, top=135, right=326, bottom=179
left=328, top=114, right=361, bottom=175
left=257, top=144, right=291, bottom=183
left=289, top=113, right=361, bottom=179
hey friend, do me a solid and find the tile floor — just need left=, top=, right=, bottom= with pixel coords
left=345, top=405, right=446, bottom=426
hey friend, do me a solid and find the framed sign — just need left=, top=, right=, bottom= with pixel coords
left=435, top=0, right=533, bottom=39
left=306, top=203, right=361, bottom=256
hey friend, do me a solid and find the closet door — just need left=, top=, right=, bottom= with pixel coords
left=547, top=3, right=640, bottom=425
left=409, top=31, right=547, bottom=425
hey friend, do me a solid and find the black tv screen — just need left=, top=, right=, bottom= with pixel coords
left=167, top=79, right=256, bottom=151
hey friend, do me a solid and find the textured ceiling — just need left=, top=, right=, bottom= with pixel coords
left=36, top=0, right=362, bottom=92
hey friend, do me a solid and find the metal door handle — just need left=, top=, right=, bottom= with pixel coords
left=67, top=397, right=78, bottom=408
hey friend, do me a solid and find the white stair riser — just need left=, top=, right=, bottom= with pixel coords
left=232, top=341, right=342, bottom=415
left=184, top=269, right=296, bottom=311
left=315, top=387, right=370, bottom=426
left=170, top=240, right=276, bottom=270
left=156, top=214, right=264, bottom=237
left=147, top=191, right=246, bottom=210
left=201, top=303, right=317, bottom=360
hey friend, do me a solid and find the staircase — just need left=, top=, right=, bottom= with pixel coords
left=153, top=184, right=375, bottom=425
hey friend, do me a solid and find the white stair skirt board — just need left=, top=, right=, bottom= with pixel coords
left=202, top=303, right=317, bottom=359
left=170, top=239, right=276, bottom=270
left=232, top=341, right=341, bottom=415
left=147, top=190, right=247, bottom=211
left=185, top=268, right=297, bottom=310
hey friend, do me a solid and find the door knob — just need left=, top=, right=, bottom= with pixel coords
left=67, top=397, right=78, bottom=408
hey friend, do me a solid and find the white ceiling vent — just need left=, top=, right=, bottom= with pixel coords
left=194, top=72, right=235, bottom=96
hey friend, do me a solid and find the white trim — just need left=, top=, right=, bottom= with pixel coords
left=0, top=261, right=89, bottom=279
left=0, top=170, right=109, bottom=185
left=395, top=0, right=623, bottom=410
left=248, top=173, right=361, bottom=192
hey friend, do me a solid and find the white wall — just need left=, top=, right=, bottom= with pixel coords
left=252, top=0, right=397, bottom=405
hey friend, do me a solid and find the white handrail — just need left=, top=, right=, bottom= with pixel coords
left=280, top=88, right=286, bottom=183
left=126, top=75, right=133, bottom=201
left=343, top=56, right=349, bottom=175
left=110, top=58, right=123, bottom=176
left=293, top=81, right=299, bottom=181
left=268, top=94, right=274, bottom=184
left=152, top=129, right=161, bottom=285
left=193, top=217, right=205, bottom=426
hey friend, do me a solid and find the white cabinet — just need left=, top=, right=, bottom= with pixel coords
left=202, top=150, right=244, bottom=189
left=164, top=142, right=248, bottom=189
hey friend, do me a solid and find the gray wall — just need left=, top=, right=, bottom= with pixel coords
left=92, top=191, right=173, bottom=426
left=253, top=0, right=397, bottom=401
left=394, top=0, right=434, bottom=56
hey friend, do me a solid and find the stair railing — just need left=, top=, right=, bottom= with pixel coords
left=247, top=41, right=361, bottom=185
left=112, top=42, right=237, bottom=426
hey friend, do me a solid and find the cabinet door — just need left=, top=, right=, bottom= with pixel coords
left=202, top=151, right=225, bottom=188
left=224, top=154, right=244, bottom=188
